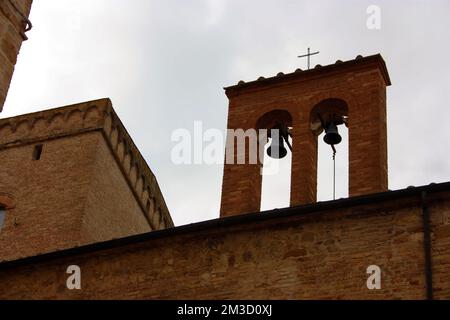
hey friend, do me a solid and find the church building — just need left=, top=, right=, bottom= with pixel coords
left=1, top=1, right=450, bottom=300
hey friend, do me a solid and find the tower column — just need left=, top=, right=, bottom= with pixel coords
left=348, top=84, right=388, bottom=196
left=220, top=124, right=264, bottom=217
left=290, top=121, right=318, bottom=206
left=220, top=163, right=262, bottom=218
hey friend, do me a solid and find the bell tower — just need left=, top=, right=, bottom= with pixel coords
left=220, top=54, right=391, bottom=217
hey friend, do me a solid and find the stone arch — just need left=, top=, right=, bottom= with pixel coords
left=83, top=105, right=100, bottom=126
left=129, top=165, right=138, bottom=187
left=307, top=91, right=358, bottom=136
left=31, top=117, right=47, bottom=135
left=0, top=123, right=13, bottom=144
left=310, top=98, right=349, bottom=136
left=66, top=108, right=83, bottom=127
left=254, top=109, right=293, bottom=160
left=103, top=114, right=113, bottom=135
left=141, top=188, right=150, bottom=207
left=255, top=109, right=293, bottom=130
left=48, top=112, right=65, bottom=131
left=116, top=141, right=126, bottom=161
left=15, top=119, right=31, bottom=133
left=123, top=152, right=132, bottom=174
left=135, top=175, right=145, bottom=197
left=309, top=98, right=350, bottom=200
left=255, top=109, right=293, bottom=211
left=7, top=120, right=29, bottom=141
left=110, top=127, right=119, bottom=148
left=307, top=90, right=358, bottom=112
left=152, top=207, right=160, bottom=227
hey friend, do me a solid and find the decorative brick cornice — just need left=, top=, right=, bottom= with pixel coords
left=224, top=54, right=391, bottom=98
left=0, top=98, right=174, bottom=229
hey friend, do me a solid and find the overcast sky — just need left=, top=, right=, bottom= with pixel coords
left=2, top=0, right=450, bottom=226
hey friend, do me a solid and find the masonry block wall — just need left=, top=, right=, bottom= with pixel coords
left=0, top=186, right=449, bottom=299
left=0, top=0, right=32, bottom=111
left=220, top=54, right=391, bottom=217
left=0, top=99, right=173, bottom=262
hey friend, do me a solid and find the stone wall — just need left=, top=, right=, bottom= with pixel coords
left=0, top=185, right=448, bottom=299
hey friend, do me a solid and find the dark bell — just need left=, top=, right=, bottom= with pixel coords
left=323, top=122, right=342, bottom=145
left=267, top=136, right=288, bottom=159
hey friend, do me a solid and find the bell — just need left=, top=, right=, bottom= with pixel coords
left=323, top=122, right=342, bottom=145
left=267, top=135, right=288, bottom=159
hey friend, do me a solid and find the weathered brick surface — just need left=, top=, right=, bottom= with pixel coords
left=430, top=197, right=450, bottom=298
left=0, top=99, right=173, bottom=262
left=220, top=55, right=390, bottom=217
left=81, top=132, right=151, bottom=244
left=0, top=131, right=103, bottom=261
left=0, top=189, right=448, bottom=300
left=0, top=0, right=32, bottom=111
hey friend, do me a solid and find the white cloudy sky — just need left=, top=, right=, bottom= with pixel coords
left=2, top=0, right=450, bottom=226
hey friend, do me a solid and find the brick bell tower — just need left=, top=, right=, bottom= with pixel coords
left=220, top=54, right=391, bottom=217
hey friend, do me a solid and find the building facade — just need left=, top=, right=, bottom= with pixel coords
left=1, top=2, right=449, bottom=300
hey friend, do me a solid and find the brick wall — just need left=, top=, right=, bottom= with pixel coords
left=80, top=133, right=151, bottom=244
left=0, top=99, right=173, bottom=262
left=0, top=129, right=153, bottom=261
left=0, top=187, right=448, bottom=299
left=430, top=198, right=450, bottom=297
left=0, top=0, right=32, bottom=111
left=220, top=55, right=390, bottom=217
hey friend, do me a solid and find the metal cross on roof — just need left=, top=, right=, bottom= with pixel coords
left=298, top=47, right=320, bottom=70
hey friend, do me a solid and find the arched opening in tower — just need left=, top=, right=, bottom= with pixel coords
left=311, top=98, right=349, bottom=201
left=256, top=109, right=293, bottom=211
left=260, top=135, right=293, bottom=210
